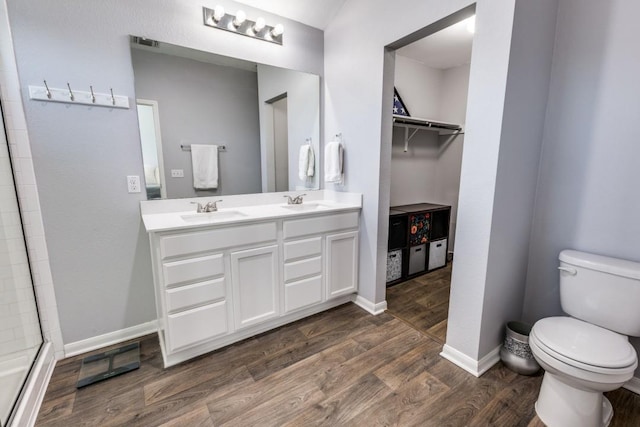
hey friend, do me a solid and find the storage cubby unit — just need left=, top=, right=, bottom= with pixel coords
left=386, top=203, right=451, bottom=286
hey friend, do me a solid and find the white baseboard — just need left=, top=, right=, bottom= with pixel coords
left=440, top=344, right=501, bottom=377
left=623, top=376, right=640, bottom=395
left=353, top=295, right=387, bottom=315
left=9, top=342, right=56, bottom=427
left=64, top=320, right=158, bottom=358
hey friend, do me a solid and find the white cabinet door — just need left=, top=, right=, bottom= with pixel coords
left=326, top=231, right=359, bottom=299
left=231, top=245, right=279, bottom=329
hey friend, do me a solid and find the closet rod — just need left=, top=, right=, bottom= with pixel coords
left=392, top=114, right=462, bottom=132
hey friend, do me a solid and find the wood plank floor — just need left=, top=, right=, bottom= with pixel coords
left=36, top=294, right=640, bottom=425
left=384, top=262, right=640, bottom=426
left=386, top=263, right=453, bottom=343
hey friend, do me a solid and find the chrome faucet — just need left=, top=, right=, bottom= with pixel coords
left=284, top=194, right=306, bottom=205
left=192, top=200, right=222, bottom=212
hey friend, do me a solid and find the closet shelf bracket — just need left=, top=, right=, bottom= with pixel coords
left=403, top=127, right=420, bottom=152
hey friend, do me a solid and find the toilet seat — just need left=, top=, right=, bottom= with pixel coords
left=531, top=317, right=637, bottom=374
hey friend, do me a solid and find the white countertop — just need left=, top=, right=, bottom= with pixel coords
left=140, top=190, right=362, bottom=232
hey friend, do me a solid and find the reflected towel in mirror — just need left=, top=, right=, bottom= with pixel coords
left=191, top=144, right=218, bottom=189
left=298, top=144, right=315, bottom=180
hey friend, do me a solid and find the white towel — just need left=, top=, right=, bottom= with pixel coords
left=324, top=141, right=343, bottom=183
left=191, top=144, right=218, bottom=189
left=307, top=144, right=315, bottom=178
left=298, top=144, right=315, bottom=180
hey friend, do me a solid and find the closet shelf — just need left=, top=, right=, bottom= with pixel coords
left=393, top=114, right=461, bottom=132
left=393, top=114, right=463, bottom=152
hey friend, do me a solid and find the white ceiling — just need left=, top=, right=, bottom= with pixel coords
left=232, top=1, right=472, bottom=70
left=233, top=0, right=347, bottom=30
left=397, top=16, right=474, bottom=70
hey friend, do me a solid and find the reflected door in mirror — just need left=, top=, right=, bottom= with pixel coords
left=137, top=100, right=166, bottom=199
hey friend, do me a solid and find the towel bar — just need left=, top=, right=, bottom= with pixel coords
left=180, top=144, right=226, bottom=151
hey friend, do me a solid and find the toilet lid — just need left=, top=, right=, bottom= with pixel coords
left=532, top=317, right=637, bottom=369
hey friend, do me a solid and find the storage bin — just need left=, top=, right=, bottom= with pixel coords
left=386, top=249, right=403, bottom=282
left=408, top=244, right=427, bottom=275
left=388, top=215, right=407, bottom=250
left=408, top=213, right=430, bottom=246
left=428, top=239, right=447, bottom=270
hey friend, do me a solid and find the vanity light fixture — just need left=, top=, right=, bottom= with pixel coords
left=203, top=6, right=284, bottom=45
left=232, top=10, right=246, bottom=27
left=271, top=24, right=284, bottom=38
left=212, top=5, right=225, bottom=22
left=252, top=17, right=266, bottom=33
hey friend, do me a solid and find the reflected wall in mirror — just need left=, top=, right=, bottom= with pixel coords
left=130, top=38, right=320, bottom=199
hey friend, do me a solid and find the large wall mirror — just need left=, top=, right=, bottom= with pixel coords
left=130, top=37, right=320, bottom=199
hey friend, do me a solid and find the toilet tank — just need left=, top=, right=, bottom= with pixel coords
left=559, top=250, right=640, bottom=336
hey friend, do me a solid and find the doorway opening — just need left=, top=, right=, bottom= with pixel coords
left=264, top=92, right=289, bottom=192
left=136, top=99, right=167, bottom=199
left=383, top=7, right=475, bottom=344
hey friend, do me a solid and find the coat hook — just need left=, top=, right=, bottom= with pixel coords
left=110, top=88, right=115, bottom=106
left=89, top=85, right=96, bottom=103
left=43, top=80, right=52, bottom=99
left=66, top=82, right=74, bottom=101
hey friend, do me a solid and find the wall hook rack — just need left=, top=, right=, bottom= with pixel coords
left=29, top=83, right=130, bottom=109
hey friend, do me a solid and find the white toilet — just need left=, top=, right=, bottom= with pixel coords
left=530, top=249, right=640, bottom=427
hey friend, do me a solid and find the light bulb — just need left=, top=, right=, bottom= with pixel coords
left=233, top=10, right=246, bottom=27
left=271, top=23, right=284, bottom=37
left=212, top=5, right=225, bottom=22
left=253, top=17, right=266, bottom=33
left=466, top=16, right=476, bottom=33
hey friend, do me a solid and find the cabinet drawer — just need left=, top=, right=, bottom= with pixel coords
left=162, top=254, right=223, bottom=287
left=166, top=301, right=228, bottom=352
left=283, top=237, right=322, bottom=262
left=283, top=211, right=359, bottom=239
left=284, top=275, right=322, bottom=313
left=284, top=256, right=322, bottom=283
left=160, top=222, right=277, bottom=258
left=166, top=278, right=225, bottom=313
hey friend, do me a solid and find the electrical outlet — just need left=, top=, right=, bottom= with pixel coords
left=171, top=169, right=184, bottom=178
left=127, top=175, right=141, bottom=193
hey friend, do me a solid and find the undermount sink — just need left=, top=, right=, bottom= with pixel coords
left=281, top=202, right=331, bottom=212
left=181, top=210, right=247, bottom=223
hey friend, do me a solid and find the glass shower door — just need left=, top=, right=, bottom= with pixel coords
left=0, top=102, right=43, bottom=425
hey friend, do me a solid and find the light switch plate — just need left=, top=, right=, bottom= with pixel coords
left=171, top=169, right=184, bottom=178
left=127, top=175, right=141, bottom=193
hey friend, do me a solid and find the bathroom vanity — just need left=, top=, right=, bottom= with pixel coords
left=141, top=191, right=362, bottom=367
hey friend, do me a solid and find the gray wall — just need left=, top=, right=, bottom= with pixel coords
left=325, top=0, right=557, bottom=362
left=131, top=49, right=262, bottom=198
left=522, top=0, right=640, bottom=373
left=256, top=64, right=320, bottom=192
left=472, top=0, right=558, bottom=357
left=6, top=0, right=323, bottom=345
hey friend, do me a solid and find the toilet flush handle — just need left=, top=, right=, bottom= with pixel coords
left=558, top=266, right=577, bottom=275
